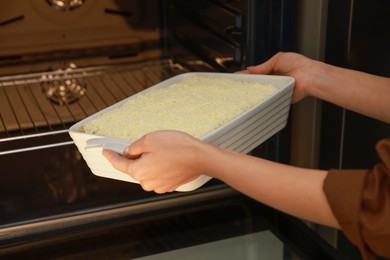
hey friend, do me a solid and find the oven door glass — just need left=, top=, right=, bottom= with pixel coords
left=0, top=187, right=343, bottom=259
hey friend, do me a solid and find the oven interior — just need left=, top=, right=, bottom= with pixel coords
left=0, top=0, right=318, bottom=258
left=0, top=0, right=279, bottom=154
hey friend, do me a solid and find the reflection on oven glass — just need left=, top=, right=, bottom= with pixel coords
left=44, top=145, right=98, bottom=204
left=0, top=143, right=159, bottom=226
left=46, top=0, right=85, bottom=12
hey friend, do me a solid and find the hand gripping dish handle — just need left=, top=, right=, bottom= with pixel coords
left=84, top=138, right=211, bottom=192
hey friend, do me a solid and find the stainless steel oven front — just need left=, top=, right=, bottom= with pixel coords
left=0, top=1, right=342, bottom=259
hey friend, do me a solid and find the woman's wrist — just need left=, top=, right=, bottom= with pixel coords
left=195, top=140, right=227, bottom=179
left=303, top=59, right=335, bottom=100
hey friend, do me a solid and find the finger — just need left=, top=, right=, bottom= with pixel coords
left=124, top=136, right=147, bottom=158
left=139, top=178, right=177, bottom=194
left=139, top=184, right=153, bottom=192
left=102, top=149, right=136, bottom=176
left=139, top=182, right=176, bottom=194
left=153, top=184, right=174, bottom=194
left=247, top=52, right=281, bottom=75
left=247, top=60, right=275, bottom=75
left=154, top=188, right=168, bottom=194
left=167, top=184, right=180, bottom=193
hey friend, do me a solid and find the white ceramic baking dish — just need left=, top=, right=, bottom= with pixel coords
left=69, top=72, right=295, bottom=192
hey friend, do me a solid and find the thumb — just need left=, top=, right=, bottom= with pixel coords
left=124, top=136, right=147, bottom=159
left=247, top=60, right=274, bottom=75
left=247, top=52, right=282, bottom=75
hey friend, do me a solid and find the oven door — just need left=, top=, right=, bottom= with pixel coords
left=0, top=137, right=343, bottom=260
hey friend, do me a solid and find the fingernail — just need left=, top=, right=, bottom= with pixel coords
left=124, top=147, right=131, bottom=155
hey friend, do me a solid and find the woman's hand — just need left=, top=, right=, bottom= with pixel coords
left=246, top=52, right=390, bottom=123
left=102, top=130, right=209, bottom=193
left=244, top=52, right=323, bottom=103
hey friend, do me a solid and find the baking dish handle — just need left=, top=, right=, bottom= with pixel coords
left=85, top=138, right=132, bottom=155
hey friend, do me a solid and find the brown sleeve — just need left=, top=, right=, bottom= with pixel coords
left=323, top=138, right=390, bottom=260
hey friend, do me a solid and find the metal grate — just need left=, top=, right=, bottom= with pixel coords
left=0, top=60, right=187, bottom=135
left=0, top=59, right=213, bottom=154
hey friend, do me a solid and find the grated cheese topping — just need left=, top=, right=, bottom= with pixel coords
left=82, top=75, right=278, bottom=140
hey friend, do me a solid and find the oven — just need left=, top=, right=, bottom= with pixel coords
left=0, top=1, right=343, bottom=259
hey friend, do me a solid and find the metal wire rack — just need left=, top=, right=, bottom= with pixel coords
left=0, top=59, right=215, bottom=154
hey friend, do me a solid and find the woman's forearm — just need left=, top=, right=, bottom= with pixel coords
left=200, top=144, right=340, bottom=228
left=247, top=52, right=390, bottom=123
left=308, top=61, right=390, bottom=123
